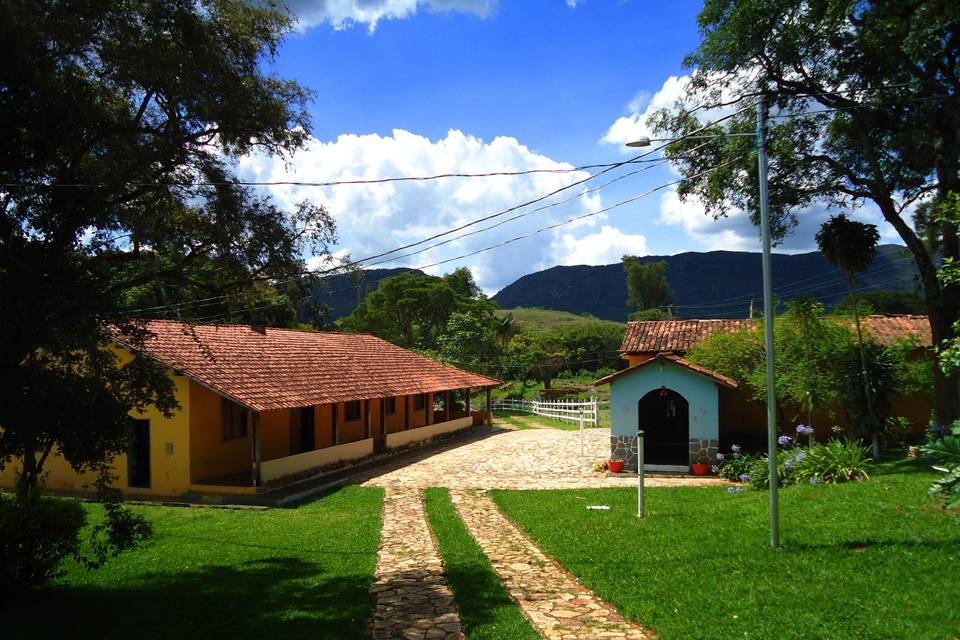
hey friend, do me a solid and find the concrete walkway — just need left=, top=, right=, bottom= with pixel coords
left=369, top=487, right=464, bottom=640
left=451, top=490, right=653, bottom=640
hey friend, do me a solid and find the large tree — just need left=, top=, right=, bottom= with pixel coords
left=651, top=0, right=960, bottom=422
left=0, top=0, right=336, bottom=495
left=622, top=256, right=673, bottom=319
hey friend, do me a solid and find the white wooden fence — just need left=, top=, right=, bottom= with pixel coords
left=492, top=396, right=602, bottom=427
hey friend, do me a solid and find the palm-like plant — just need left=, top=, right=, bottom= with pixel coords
left=816, top=215, right=882, bottom=457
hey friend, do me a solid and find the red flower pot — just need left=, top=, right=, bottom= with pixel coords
left=608, top=460, right=625, bottom=473
left=691, top=463, right=710, bottom=476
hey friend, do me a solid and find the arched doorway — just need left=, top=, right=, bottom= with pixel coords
left=638, top=388, right=689, bottom=465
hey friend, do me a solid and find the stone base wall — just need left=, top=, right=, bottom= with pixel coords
left=609, top=435, right=721, bottom=471
left=609, top=435, right=639, bottom=471
left=688, top=438, right=720, bottom=466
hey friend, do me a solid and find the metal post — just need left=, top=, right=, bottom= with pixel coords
left=579, top=409, right=585, bottom=456
left=637, top=429, right=645, bottom=518
left=757, top=94, right=780, bottom=548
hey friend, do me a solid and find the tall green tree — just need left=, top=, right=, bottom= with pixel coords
left=622, top=256, right=672, bottom=318
left=0, top=0, right=336, bottom=499
left=650, top=0, right=960, bottom=423
left=341, top=270, right=499, bottom=351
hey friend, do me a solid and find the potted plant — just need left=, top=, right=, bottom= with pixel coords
left=690, top=452, right=711, bottom=476
left=608, top=457, right=625, bottom=474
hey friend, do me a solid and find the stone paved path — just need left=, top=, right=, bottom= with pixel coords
left=451, top=490, right=654, bottom=640
left=355, top=426, right=725, bottom=490
left=369, top=487, right=464, bottom=640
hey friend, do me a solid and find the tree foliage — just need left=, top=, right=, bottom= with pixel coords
left=341, top=269, right=499, bottom=351
left=651, top=0, right=960, bottom=423
left=0, top=0, right=337, bottom=575
left=622, top=257, right=672, bottom=315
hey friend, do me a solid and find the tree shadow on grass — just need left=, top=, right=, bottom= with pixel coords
left=4, top=558, right=375, bottom=640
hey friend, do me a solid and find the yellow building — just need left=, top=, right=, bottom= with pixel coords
left=0, top=320, right=499, bottom=500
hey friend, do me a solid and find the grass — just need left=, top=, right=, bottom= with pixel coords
left=494, top=307, right=624, bottom=334
left=493, top=460, right=960, bottom=640
left=494, top=409, right=600, bottom=431
left=423, top=488, right=539, bottom=640
left=5, top=486, right=384, bottom=640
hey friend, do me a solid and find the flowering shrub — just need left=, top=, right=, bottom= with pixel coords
left=715, top=445, right=762, bottom=482
left=734, top=425, right=872, bottom=489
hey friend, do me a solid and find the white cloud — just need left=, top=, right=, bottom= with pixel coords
left=237, top=129, right=598, bottom=293
left=554, top=225, right=648, bottom=266
left=283, top=0, right=497, bottom=31
left=601, top=75, right=690, bottom=148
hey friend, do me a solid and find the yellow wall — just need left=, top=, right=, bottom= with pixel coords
left=188, top=381, right=251, bottom=483
left=385, top=396, right=407, bottom=434
left=1, top=354, right=192, bottom=497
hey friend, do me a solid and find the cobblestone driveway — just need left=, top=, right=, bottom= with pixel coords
left=353, top=424, right=724, bottom=490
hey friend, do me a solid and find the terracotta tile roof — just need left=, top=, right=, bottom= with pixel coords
left=111, top=320, right=500, bottom=412
left=621, top=315, right=932, bottom=354
left=862, top=314, right=932, bottom=347
left=620, top=319, right=755, bottom=354
left=594, top=353, right=738, bottom=389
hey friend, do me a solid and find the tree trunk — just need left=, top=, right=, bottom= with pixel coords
left=871, top=430, right=881, bottom=462
left=874, top=196, right=960, bottom=424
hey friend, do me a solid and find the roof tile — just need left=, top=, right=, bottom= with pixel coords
left=111, top=320, right=499, bottom=412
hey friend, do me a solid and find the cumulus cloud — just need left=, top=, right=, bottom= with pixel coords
left=282, top=0, right=497, bottom=31
left=553, top=225, right=648, bottom=266
left=237, top=129, right=601, bottom=293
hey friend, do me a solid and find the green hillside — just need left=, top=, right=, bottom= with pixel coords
left=495, top=307, right=625, bottom=334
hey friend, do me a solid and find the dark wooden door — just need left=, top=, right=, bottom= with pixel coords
left=638, top=389, right=689, bottom=465
left=127, top=419, right=151, bottom=488
left=300, top=407, right=315, bottom=452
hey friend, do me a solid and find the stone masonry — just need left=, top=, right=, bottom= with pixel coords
left=609, top=434, right=639, bottom=471
left=369, top=487, right=464, bottom=640
left=688, top=438, right=720, bottom=466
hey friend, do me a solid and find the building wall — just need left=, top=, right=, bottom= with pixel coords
left=608, top=360, right=720, bottom=471
left=1, top=352, right=193, bottom=497
left=188, top=381, right=250, bottom=483
left=385, top=396, right=407, bottom=433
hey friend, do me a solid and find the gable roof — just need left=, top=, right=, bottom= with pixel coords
left=593, top=353, right=738, bottom=389
left=111, top=320, right=499, bottom=412
left=620, top=315, right=932, bottom=354
left=620, top=319, right=755, bottom=354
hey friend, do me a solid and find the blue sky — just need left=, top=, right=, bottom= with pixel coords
left=238, top=0, right=902, bottom=294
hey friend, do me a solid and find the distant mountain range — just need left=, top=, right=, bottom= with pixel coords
left=491, top=245, right=919, bottom=321
left=308, top=245, right=920, bottom=323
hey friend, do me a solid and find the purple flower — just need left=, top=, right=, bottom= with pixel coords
left=740, top=474, right=751, bottom=483
left=809, top=477, right=819, bottom=485
left=735, top=486, right=743, bottom=494
left=784, top=459, right=794, bottom=470
left=731, top=444, right=741, bottom=453
left=716, top=452, right=725, bottom=461
left=778, top=435, right=792, bottom=447
left=795, top=450, right=807, bottom=462
left=831, top=425, right=843, bottom=434
left=727, top=486, right=736, bottom=494
left=795, top=424, right=815, bottom=436
left=932, top=422, right=949, bottom=437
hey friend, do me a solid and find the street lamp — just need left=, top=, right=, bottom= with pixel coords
left=625, top=95, right=780, bottom=548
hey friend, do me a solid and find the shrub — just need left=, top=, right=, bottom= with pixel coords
left=795, top=439, right=871, bottom=484
left=881, top=416, right=912, bottom=451
left=921, top=420, right=960, bottom=508
left=744, top=439, right=871, bottom=489
left=716, top=446, right=761, bottom=482
left=0, top=495, right=86, bottom=593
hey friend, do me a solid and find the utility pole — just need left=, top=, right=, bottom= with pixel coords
left=757, top=94, right=780, bottom=549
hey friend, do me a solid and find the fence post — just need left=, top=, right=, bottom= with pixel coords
left=579, top=409, right=585, bottom=456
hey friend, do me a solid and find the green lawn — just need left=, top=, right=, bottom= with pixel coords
left=423, top=488, right=539, bottom=640
left=494, top=409, right=598, bottom=431
left=493, top=461, right=960, bottom=640
left=5, top=486, right=383, bottom=640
